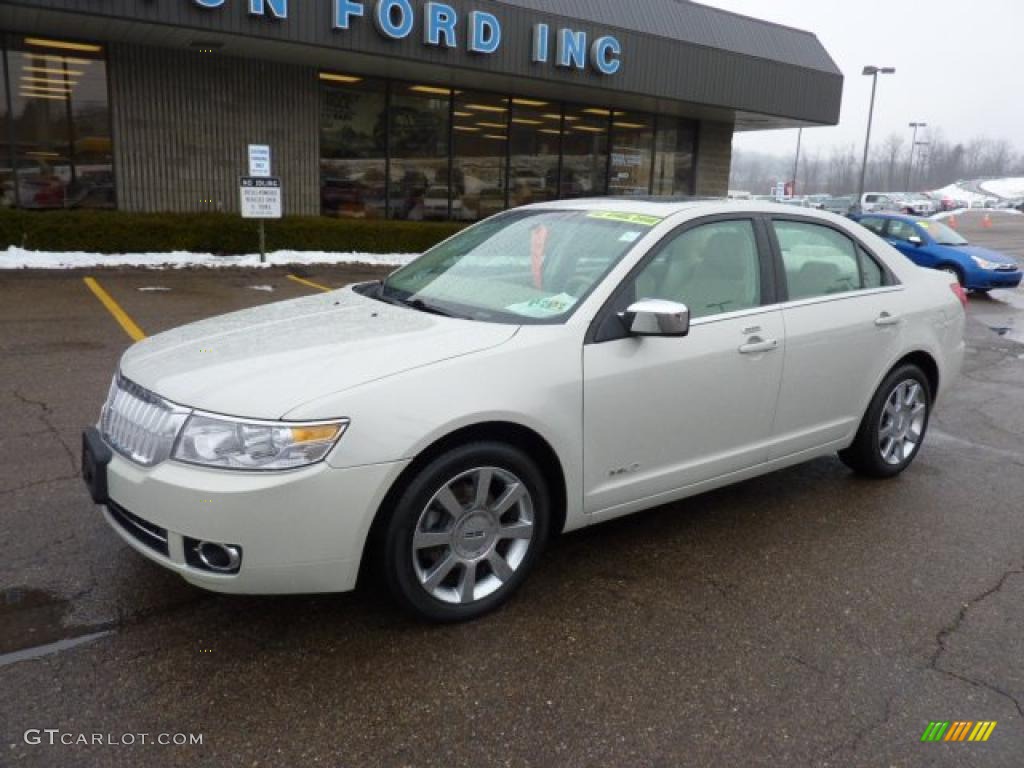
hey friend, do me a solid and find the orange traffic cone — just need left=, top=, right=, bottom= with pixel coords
left=982, top=213, right=993, bottom=229
left=948, top=215, right=958, bottom=229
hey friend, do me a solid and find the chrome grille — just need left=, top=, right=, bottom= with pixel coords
left=100, top=376, right=189, bottom=467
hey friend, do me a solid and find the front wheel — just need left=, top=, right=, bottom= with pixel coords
left=382, top=442, right=550, bottom=622
left=839, top=364, right=932, bottom=478
left=940, top=265, right=965, bottom=286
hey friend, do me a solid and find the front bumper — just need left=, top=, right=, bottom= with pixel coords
left=97, top=448, right=409, bottom=595
left=966, top=269, right=1022, bottom=291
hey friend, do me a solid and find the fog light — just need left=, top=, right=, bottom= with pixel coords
left=186, top=538, right=242, bottom=574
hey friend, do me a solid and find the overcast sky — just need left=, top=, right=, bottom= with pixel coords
left=697, top=0, right=1022, bottom=158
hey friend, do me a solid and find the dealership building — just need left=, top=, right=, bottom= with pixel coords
left=0, top=0, right=842, bottom=221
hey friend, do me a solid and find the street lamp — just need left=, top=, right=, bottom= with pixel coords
left=856, top=65, right=895, bottom=207
left=906, top=122, right=927, bottom=191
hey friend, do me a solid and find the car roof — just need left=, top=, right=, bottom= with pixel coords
left=859, top=212, right=928, bottom=221
left=522, top=197, right=841, bottom=220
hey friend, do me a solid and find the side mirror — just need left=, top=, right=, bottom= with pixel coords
left=620, top=299, right=690, bottom=337
left=908, top=235, right=924, bottom=246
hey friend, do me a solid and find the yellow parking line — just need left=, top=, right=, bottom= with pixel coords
left=83, top=277, right=146, bottom=342
left=287, top=274, right=333, bottom=293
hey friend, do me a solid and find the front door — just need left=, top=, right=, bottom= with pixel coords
left=582, top=218, right=785, bottom=517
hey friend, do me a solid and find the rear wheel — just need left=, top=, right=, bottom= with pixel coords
left=382, top=442, right=550, bottom=622
left=839, top=364, right=932, bottom=478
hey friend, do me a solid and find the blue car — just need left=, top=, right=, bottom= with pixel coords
left=853, top=213, right=1022, bottom=292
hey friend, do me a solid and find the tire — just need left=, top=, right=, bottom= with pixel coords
left=382, top=441, right=550, bottom=622
left=839, top=364, right=932, bottom=478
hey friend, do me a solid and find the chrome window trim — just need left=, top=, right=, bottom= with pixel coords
left=687, top=285, right=906, bottom=328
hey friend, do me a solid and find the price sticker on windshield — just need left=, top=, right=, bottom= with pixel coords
left=587, top=211, right=663, bottom=227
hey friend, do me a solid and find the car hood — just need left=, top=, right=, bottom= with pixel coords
left=942, top=244, right=1020, bottom=267
left=120, top=286, right=519, bottom=419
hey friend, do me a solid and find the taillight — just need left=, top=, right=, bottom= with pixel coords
left=950, top=282, right=968, bottom=309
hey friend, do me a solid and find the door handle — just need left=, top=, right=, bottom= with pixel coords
left=875, top=312, right=901, bottom=327
left=738, top=337, right=779, bottom=355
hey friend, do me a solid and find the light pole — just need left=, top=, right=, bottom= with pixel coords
left=791, top=127, right=803, bottom=197
left=856, top=66, right=895, bottom=208
left=906, top=122, right=927, bottom=191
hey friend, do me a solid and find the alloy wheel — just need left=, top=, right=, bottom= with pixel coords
left=412, top=467, right=534, bottom=605
left=878, top=379, right=927, bottom=466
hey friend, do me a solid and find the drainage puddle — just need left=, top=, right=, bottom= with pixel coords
left=0, top=587, right=112, bottom=667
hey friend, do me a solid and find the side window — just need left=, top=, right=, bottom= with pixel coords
left=887, top=219, right=919, bottom=242
left=858, top=217, right=887, bottom=236
left=859, top=246, right=886, bottom=289
left=630, top=220, right=762, bottom=320
left=774, top=220, right=862, bottom=300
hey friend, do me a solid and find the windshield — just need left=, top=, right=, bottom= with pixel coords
left=918, top=219, right=968, bottom=246
left=381, top=209, right=662, bottom=323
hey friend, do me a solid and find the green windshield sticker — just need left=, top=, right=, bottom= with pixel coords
left=506, top=293, right=578, bottom=318
left=587, top=211, right=663, bottom=227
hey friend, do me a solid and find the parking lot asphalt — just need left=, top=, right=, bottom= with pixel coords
left=1, top=212, right=1023, bottom=767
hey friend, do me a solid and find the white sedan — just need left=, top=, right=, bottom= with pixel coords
left=82, top=200, right=966, bottom=622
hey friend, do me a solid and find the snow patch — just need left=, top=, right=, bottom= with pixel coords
left=0, top=248, right=416, bottom=270
left=979, top=178, right=1024, bottom=200
left=932, top=208, right=1022, bottom=221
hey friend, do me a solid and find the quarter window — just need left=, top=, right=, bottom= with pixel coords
left=774, top=220, right=885, bottom=300
left=630, top=220, right=761, bottom=320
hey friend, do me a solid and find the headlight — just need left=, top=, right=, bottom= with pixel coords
left=172, top=413, right=348, bottom=470
left=970, top=256, right=1001, bottom=270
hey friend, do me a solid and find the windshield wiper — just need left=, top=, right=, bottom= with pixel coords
left=375, top=285, right=465, bottom=319
left=402, top=298, right=464, bottom=318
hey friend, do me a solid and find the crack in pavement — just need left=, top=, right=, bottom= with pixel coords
left=12, top=389, right=78, bottom=476
left=821, top=693, right=897, bottom=764
left=0, top=472, right=79, bottom=497
left=928, top=566, right=1024, bottom=718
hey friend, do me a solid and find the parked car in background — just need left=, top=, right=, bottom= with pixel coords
left=902, top=196, right=938, bottom=216
left=860, top=193, right=899, bottom=213
left=83, top=200, right=966, bottom=622
left=823, top=196, right=856, bottom=215
left=853, top=213, right=1023, bottom=292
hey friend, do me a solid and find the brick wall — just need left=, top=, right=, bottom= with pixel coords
left=694, top=120, right=735, bottom=197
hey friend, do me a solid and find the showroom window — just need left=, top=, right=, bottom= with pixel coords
left=319, top=73, right=388, bottom=219
left=318, top=74, right=706, bottom=220
left=388, top=83, right=451, bottom=221
left=560, top=104, right=610, bottom=199
left=452, top=91, right=509, bottom=222
left=508, top=98, right=560, bottom=208
left=2, top=36, right=115, bottom=209
left=608, top=111, right=654, bottom=196
left=652, top=116, right=697, bottom=196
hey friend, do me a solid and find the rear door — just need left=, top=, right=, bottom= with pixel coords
left=767, top=217, right=905, bottom=459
